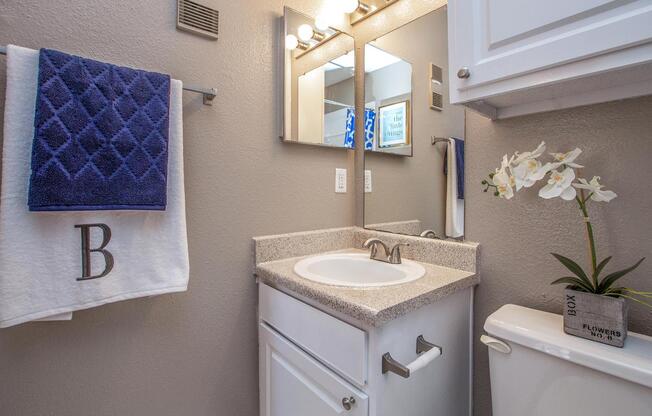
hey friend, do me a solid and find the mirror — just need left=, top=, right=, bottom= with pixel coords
left=364, top=43, right=413, bottom=156
left=363, top=6, right=466, bottom=240
left=281, top=7, right=356, bottom=148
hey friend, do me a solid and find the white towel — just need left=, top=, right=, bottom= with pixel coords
left=445, top=138, right=464, bottom=238
left=0, top=45, right=189, bottom=328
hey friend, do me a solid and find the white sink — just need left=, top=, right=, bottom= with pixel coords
left=293, top=253, right=426, bottom=287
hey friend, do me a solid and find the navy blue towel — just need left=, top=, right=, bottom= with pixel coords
left=443, top=138, right=465, bottom=200
left=28, top=48, right=171, bottom=211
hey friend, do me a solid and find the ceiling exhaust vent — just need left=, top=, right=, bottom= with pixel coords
left=177, top=0, right=219, bottom=40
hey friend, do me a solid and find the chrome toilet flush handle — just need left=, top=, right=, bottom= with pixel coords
left=480, top=335, right=512, bottom=354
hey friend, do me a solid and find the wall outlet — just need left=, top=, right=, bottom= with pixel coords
left=335, top=168, right=347, bottom=193
left=364, top=170, right=372, bottom=193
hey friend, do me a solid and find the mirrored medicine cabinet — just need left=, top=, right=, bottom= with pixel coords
left=281, top=7, right=356, bottom=149
left=280, top=4, right=465, bottom=240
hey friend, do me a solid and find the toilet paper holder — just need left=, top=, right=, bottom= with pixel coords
left=382, top=335, right=443, bottom=378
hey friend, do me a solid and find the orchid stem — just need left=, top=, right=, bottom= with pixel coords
left=576, top=191, right=598, bottom=291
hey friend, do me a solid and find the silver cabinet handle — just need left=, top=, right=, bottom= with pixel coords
left=457, top=67, right=470, bottom=79
left=342, top=396, right=356, bottom=410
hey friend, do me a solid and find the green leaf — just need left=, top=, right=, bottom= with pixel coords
left=623, top=288, right=652, bottom=298
left=550, top=276, right=594, bottom=292
left=598, top=258, right=646, bottom=293
left=603, top=287, right=626, bottom=298
left=593, top=256, right=612, bottom=280
left=617, top=294, right=652, bottom=309
left=551, top=253, right=594, bottom=290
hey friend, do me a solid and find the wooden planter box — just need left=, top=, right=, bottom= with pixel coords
left=563, top=288, right=628, bottom=347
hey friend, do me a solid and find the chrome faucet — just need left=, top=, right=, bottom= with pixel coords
left=420, top=229, right=439, bottom=239
left=363, top=238, right=409, bottom=264
left=363, top=238, right=390, bottom=261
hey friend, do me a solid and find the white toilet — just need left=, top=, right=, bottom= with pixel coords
left=482, top=304, right=652, bottom=416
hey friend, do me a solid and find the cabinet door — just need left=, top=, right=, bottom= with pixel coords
left=259, top=323, right=368, bottom=416
left=449, top=0, right=652, bottom=102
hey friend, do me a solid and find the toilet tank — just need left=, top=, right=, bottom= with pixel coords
left=483, top=305, right=652, bottom=416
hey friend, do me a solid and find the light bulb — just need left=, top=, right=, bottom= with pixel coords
left=285, top=34, right=299, bottom=50
left=315, top=14, right=330, bottom=31
left=297, top=24, right=315, bottom=41
left=341, top=0, right=360, bottom=14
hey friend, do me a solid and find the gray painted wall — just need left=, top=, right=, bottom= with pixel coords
left=466, top=95, right=652, bottom=415
left=1, top=1, right=651, bottom=416
left=0, top=1, right=355, bottom=415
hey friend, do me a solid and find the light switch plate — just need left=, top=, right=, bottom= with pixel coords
left=364, top=170, right=372, bottom=193
left=335, top=168, right=347, bottom=193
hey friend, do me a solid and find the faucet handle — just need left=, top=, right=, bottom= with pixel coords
left=363, top=238, right=380, bottom=257
left=420, top=230, right=439, bottom=239
left=389, top=243, right=409, bottom=264
left=363, top=238, right=383, bottom=248
left=363, top=238, right=391, bottom=261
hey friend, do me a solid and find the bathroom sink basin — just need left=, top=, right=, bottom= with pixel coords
left=293, top=253, right=426, bottom=287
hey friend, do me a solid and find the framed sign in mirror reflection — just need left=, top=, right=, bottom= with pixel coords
left=378, top=100, right=410, bottom=148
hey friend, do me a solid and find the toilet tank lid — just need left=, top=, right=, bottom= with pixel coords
left=484, top=304, right=652, bottom=389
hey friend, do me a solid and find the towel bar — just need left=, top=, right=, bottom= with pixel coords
left=431, top=136, right=450, bottom=145
left=382, top=335, right=443, bottom=378
left=0, top=45, right=217, bottom=106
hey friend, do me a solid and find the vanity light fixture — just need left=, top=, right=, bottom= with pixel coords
left=285, top=34, right=298, bottom=49
left=315, top=14, right=331, bottom=31
left=297, top=24, right=314, bottom=41
left=285, top=34, right=309, bottom=51
left=297, top=24, right=326, bottom=42
left=357, top=2, right=371, bottom=14
left=341, top=0, right=370, bottom=14
left=349, top=0, right=399, bottom=25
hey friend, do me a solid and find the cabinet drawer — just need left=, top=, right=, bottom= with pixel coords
left=259, top=284, right=367, bottom=386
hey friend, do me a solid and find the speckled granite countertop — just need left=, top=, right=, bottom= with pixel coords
left=255, top=247, right=479, bottom=327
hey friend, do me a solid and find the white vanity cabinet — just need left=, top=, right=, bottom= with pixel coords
left=448, top=0, right=652, bottom=119
left=258, top=284, right=473, bottom=416
left=259, top=323, right=369, bottom=416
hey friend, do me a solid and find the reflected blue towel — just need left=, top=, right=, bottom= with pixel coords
left=344, top=108, right=376, bottom=149
left=28, top=48, right=171, bottom=211
left=444, top=138, right=464, bottom=199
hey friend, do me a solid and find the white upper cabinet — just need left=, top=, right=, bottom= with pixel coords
left=448, top=0, right=652, bottom=118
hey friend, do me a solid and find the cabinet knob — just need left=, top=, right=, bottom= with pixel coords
left=457, top=67, right=471, bottom=79
left=342, top=396, right=356, bottom=410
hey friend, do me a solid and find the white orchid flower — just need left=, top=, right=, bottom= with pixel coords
left=550, top=148, right=584, bottom=169
left=493, top=155, right=515, bottom=199
left=509, top=142, right=550, bottom=190
left=573, top=176, right=618, bottom=202
left=512, top=141, right=546, bottom=165
left=539, top=167, right=577, bottom=200
left=512, top=158, right=551, bottom=190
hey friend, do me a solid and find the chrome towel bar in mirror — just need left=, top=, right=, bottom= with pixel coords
left=382, top=335, right=442, bottom=378
left=431, top=137, right=450, bottom=145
